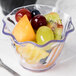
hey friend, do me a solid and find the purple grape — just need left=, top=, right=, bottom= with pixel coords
left=31, top=9, right=40, bottom=17
left=31, top=15, right=47, bottom=30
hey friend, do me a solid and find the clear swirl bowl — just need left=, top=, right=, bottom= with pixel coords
left=2, top=4, right=74, bottom=71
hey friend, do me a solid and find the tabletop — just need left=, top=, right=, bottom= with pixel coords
left=0, top=0, right=76, bottom=76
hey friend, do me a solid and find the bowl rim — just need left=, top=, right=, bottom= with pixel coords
left=2, top=4, right=75, bottom=47
left=9, top=4, right=55, bottom=15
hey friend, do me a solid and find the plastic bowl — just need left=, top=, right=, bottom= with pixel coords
left=2, top=4, right=74, bottom=71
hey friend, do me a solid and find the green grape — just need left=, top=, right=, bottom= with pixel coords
left=36, top=26, right=54, bottom=45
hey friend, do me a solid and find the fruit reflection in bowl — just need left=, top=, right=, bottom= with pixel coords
left=2, top=4, right=74, bottom=71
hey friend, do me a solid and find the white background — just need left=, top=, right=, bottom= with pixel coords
left=0, top=0, right=76, bottom=76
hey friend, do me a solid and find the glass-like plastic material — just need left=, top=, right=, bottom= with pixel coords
left=2, top=4, right=74, bottom=71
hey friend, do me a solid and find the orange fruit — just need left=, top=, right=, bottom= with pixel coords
left=12, top=15, right=36, bottom=42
